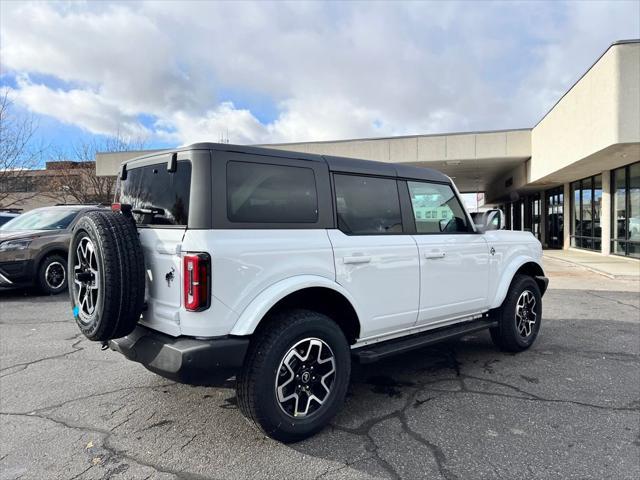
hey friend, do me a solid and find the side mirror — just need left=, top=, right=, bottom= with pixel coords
left=484, top=209, right=505, bottom=231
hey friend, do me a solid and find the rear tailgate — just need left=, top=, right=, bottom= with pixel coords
left=116, top=153, right=199, bottom=337
left=139, top=228, right=185, bottom=336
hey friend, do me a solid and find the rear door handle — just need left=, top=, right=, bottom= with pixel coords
left=343, top=255, right=372, bottom=265
left=424, top=252, right=446, bottom=259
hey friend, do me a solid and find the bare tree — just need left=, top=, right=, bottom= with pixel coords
left=48, top=134, right=147, bottom=205
left=0, top=90, right=45, bottom=208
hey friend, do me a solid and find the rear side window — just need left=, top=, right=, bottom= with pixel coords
left=227, top=161, right=318, bottom=223
left=407, top=181, right=471, bottom=233
left=117, top=161, right=191, bottom=226
left=334, top=174, right=402, bottom=234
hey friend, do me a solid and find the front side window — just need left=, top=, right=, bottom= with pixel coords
left=117, top=161, right=191, bottom=226
left=407, top=181, right=470, bottom=233
left=334, top=174, right=402, bottom=234
left=227, top=161, right=318, bottom=223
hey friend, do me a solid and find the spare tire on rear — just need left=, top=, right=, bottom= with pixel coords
left=68, top=210, right=145, bottom=341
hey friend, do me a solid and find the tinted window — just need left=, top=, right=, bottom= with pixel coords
left=407, top=181, right=470, bottom=233
left=334, top=175, right=402, bottom=234
left=117, top=161, right=191, bottom=226
left=227, top=161, right=318, bottom=223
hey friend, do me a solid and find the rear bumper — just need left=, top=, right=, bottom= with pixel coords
left=109, top=325, right=250, bottom=385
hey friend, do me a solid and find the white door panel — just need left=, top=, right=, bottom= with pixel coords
left=138, top=228, right=186, bottom=336
left=328, top=230, right=419, bottom=338
left=414, top=234, right=490, bottom=324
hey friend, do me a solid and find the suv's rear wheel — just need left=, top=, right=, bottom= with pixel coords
left=237, top=309, right=351, bottom=443
left=69, top=211, right=145, bottom=341
left=38, top=254, right=67, bottom=295
left=490, top=274, right=542, bottom=352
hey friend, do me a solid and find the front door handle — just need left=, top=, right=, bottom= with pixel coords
left=424, top=252, right=446, bottom=259
left=343, top=255, right=372, bottom=265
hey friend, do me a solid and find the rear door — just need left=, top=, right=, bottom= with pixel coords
left=117, top=152, right=204, bottom=336
left=328, top=174, right=419, bottom=339
left=405, top=180, right=490, bottom=325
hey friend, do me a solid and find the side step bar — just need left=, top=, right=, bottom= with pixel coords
left=352, top=319, right=498, bottom=364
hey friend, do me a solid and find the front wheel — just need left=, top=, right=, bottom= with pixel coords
left=237, top=309, right=351, bottom=443
left=490, top=274, right=542, bottom=352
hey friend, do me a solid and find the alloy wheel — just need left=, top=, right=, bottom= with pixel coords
left=44, top=261, right=66, bottom=290
left=73, top=236, right=100, bottom=322
left=275, top=338, right=336, bottom=418
left=515, top=290, right=537, bottom=337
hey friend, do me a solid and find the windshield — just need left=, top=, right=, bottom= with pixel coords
left=0, top=209, right=79, bottom=231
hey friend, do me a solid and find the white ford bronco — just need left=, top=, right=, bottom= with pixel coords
left=69, top=143, right=547, bottom=442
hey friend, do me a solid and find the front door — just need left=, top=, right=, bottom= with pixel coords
left=328, top=174, right=420, bottom=339
left=405, top=180, right=490, bottom=325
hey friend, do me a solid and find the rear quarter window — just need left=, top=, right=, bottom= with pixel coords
left=226, top=161, right=318, bottom=223
left=117, top=161, right=191, bottom=226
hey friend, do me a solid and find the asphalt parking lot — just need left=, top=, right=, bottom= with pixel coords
left=1, top=257, right=639, bottom=480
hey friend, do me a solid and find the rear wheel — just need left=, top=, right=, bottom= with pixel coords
left=68, top=211, right=145, bottom=341
left=490, top=274, right=542, bottom=352
left=237, top=309, right=351, bottom=443
left=38, top=254, right=67, bottom=295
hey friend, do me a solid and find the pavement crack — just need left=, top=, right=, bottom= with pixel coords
left=180, top=433, right=198, bottom=451
left=441, top=374, right=640, bottom=412
left=1, top=411, right=213, bottom=480
left=4, top=382, right=176, bottom=417
left=587, top=291, right=640, bottom=311
left=0, top=332, right=86, bottom=378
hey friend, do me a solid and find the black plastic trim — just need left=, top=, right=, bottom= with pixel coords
left=352, top=318, right=497, bottom=364
left=535, top=275, right=549, bottom=297
left=108, top=325, right=249, bottom=386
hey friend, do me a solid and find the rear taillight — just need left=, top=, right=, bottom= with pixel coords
left=183, top=253, right=211, bottom=311
left=111, top=203, right=121, bottom=212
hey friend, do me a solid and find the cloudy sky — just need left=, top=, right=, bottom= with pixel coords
left=1, top=0, right=638, bottom=151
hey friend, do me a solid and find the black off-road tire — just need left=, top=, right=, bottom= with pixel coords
left=237, top=309, right=351, bottom=443
left=68, top=211, right=145, bottom=341
left=37, top=254, right=68, bottom=295
left=489, top=274, right=542, bottom=352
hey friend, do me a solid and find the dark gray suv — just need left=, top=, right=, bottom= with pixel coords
left=0, top=205, right=105, bottom=294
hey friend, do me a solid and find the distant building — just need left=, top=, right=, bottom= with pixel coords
left=95, top=40, right=640, bottom=259
left=0, top=161, right=115, bottom=211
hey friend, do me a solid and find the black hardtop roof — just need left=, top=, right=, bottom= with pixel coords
left=130, top=142, right=451, bottom=184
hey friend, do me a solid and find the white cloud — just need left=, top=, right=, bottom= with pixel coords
left=1, top=0, right=638, bottom=146
left=12, top=76, right=150, bottom=138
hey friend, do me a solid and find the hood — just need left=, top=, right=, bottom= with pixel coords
left=0, top=229, right=62, bottom=242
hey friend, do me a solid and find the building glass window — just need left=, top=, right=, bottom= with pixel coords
left=570, top=174, right=602, bottom=252
left=611, top=161, right=640, bottom=258
left=545, top=187, right=563, bottom=249
left=531, top=195, right=541, bottom=240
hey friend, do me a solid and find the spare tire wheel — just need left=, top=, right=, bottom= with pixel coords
left=68, top=210, right=145, bottom=341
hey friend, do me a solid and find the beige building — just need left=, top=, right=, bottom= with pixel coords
left=96, top=40, right=640, bottom=259
left=0, top=161, right=115, bottom=211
